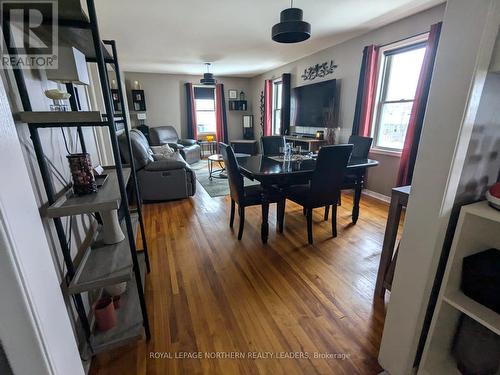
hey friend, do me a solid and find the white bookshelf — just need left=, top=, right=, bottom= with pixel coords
left=418, top=201, right=500, bottom=375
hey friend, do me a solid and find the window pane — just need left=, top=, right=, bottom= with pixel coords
left=196, top=110, right=216, bottom=134
left=274, top=109, right=281, bottom=135
left=376, top=101, right=413, bottom=149
left=385, top=47, right=426, bottom=101
left=195, top=99, right=215, bottom=111
left=274, top=83, right=282, bottom=109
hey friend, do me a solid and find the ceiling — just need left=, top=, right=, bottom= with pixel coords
left=94, top=0, right=443, bottom=77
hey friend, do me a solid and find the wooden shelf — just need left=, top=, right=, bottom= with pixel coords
left=68, top=213, right=138, bottom=294
left=461, top=200, right=500, bottom=223
left=46, top=167, right=131, bottom=218
left=418, top=201, right=500, bottom=375
left=14, top=111, right=102, bottom=124
left=444, top=291, right=500, bottom=335
left=90, top=253, right=146, bottom=354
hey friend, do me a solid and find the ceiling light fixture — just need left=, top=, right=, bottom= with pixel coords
left=200, top=63, right=216, bottom=85
left=272, top=0, right=311, bottom=44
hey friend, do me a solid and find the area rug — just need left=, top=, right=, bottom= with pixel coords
left=190, top=160, right=258, bottom=198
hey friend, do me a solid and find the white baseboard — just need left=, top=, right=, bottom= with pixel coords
left=362, top=189, right=391, bottom=203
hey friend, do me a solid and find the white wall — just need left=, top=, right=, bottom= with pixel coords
left=250, top=4, right=445, bottom=196
left=123, top=72, right=253, bottom=140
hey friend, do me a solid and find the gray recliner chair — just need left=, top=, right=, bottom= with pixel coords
left=118, top=129, right=196, bottom=201
left=149, top=126, right=201, bottom=164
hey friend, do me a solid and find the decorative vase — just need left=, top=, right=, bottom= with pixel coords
left=99, top=209, right=125, bottom=244
left=112, top=296, right=121, bottom=309
left=104, top=281, right=127, bottom=296
left=93, top=297, right=116, bottom=331
left=67, top=153, right=97, bottom=195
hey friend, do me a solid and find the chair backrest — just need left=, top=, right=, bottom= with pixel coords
left=261, top=136, right=285, bottom=156
left=220, top=143, right=244, bottom=203
left=149, top=126, right=179, bottom=146
left=309, top=144, right=353, bottom=207
left=118, top=129, right=154, bottom=170
left=348, top=135, right=373, bottom=159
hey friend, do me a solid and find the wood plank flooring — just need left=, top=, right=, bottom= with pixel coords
left=90, top=181, right=393, bottom=375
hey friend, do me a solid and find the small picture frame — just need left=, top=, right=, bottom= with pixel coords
left=228, top=89, right=238, bottom=99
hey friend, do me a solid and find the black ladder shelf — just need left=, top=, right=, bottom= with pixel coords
left=3, top=0, right=151, bottom=356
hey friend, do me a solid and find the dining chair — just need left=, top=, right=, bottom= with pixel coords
left=280, top=144, right=353, bottom=244
left=324, top=135, right=373, bottom=220
left=261, top=136, right=285, bottom=156
left=220, top=143, right=284, bottom=240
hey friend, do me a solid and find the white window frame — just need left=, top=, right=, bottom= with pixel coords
left=193, top=84, right=216, bottom=136
left=272, top=79, right=282, bottom=135
left=370, top=34, right=429, bottom=155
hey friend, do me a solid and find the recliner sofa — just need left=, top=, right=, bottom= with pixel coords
left=118, top=129, right=196, bottom=201
left=149, top=126, right=201, bottom=164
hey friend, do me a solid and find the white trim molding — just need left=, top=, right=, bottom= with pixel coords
left=362, top=189, right=391, bottom=204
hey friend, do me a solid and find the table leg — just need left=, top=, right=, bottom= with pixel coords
left=374, top=193, right=403, bottom=298
left=208, top=159, right=213, bottom=180
left=352, top=184, right=361, bottom=224
left=261, top=199, right=269, bottom=244
left=352, top=170, right=364, bottom=224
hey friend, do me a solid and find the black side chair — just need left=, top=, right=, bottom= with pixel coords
left=261, top=136, right=285, bottom=156
left=281, top=144, right=353, bottom=244
left=220, top=143, right=284, bottom=240
left=324, top=135, right=373, bottom=220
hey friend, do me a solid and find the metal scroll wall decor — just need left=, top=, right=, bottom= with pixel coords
left=301, top=60, right=338, bottom=81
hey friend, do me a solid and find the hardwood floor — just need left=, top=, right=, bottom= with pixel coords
left=90, top=183, right=393, bottom=375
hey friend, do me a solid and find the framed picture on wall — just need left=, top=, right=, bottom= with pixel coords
left=228, top=89, right=238, bottom=99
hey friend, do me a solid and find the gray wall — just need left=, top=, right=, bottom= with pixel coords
left=124, top=72, right=252, bottom=140
left=250, top=4, right=446, bottom=196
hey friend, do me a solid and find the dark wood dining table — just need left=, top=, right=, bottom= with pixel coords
left=237, top=154, right=379, bottom=243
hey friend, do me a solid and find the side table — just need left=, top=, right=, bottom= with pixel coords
left=375, top=185, right=411, bottom=298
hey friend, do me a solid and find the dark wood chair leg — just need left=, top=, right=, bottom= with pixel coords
left=229, top=199, right=235, bottom=228
left=324, top=205, right=330, bottom=221
left=306, top=208, right=313, bottom=244
left=237, top=205, right=245, bottom=240
left=277, top=198, right=285, bottom=233
left=331, top=203, right=338, bottom=238
left=303, top=207, right=307, bottom=216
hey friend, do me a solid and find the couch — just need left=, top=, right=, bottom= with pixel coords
left=118, top=129, right=196, bottom=201
left=149, top=126, right=201, bottom=164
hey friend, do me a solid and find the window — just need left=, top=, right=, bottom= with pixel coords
left=272, top=80, right=282, bottom=135
left=372, top=41, right=427, bottom=151
left=194, top=86, right=216, bottom=134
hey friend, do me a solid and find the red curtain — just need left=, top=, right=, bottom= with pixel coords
left=263, top=80, right=273, bottom=136
left=215, top=83, right=229, bottom=144
left=397, top=22, right=442, bottom=186
left=185, top=83, right=197, bottom=140
left=352, top=45, right=379, bottom=136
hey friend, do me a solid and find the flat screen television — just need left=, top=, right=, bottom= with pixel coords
left=291, top=79, right=338, bottom=128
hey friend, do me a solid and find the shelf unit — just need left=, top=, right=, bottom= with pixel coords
left=229, top=100, right=248, bottom=111
left=3, top=0, right=151, bottom=356
left=418, top=201, right=500, bottom=375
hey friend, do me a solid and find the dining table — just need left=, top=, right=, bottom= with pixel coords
left=237, top=154, right=379, bottom=243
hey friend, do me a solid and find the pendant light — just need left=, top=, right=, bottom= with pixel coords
left=200, top=63, right=216, bottom=85
left=272, top=0, right=311, bottom=43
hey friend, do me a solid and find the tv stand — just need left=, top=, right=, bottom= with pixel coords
left=285, top=135, right=327, bottom=152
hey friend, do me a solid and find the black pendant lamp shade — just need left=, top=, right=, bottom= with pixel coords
left=272, top=5, right=311, bottom=43
left=200, top=63, right=216, bottom=85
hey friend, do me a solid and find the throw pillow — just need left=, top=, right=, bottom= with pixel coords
left=150, top=144, right=176, bottom=161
